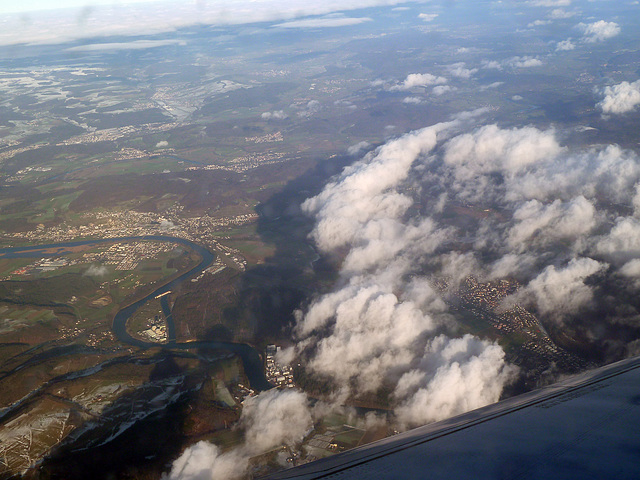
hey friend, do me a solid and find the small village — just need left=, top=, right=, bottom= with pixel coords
left=264, top=344, right=296, bottom=389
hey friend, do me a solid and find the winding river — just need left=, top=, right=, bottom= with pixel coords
left=0, top=236, right=272, bottom=391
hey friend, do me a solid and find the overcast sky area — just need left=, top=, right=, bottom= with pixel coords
left=0, top=0, right=432, bottom=46
left=0, top=0, right=634, bottom=47
left=0, top=0, right=159, bottom=15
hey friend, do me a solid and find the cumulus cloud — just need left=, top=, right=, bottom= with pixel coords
left=394, top=335, right=516, bottom=428
left=261, top=110, right=288, bottom=120
left=290, top=114, right=640, bottom=441
left=443, top=124, right=563, bottom=182
left=447, top=62, right=478, bottom=79
left=506, top=196, right=597, bottom=252
left=295, top=100, right=321, bottom=118
left=598, top=80, right=640, bottom=115
left=432, top=85, right=454, bottom=96
left=620, top=259, right=640, bottom=280
left=166, top=389, right=312, bottom=480
left=510, top=258, right=607, bottom=318
left=303, top=127, right=444, bottom=255
left=418, top=13, right=438, bottom=22
left=482, top=56, right=543, bottom=70
left=166, top=443, right=248, bottom=480
left=549, top=8, right=575, bottom=19
left=390, top=73, right=447, bottom=91
left=292, top=118, right=517, bottom=426
left=597, top=217, right=640, bottom=263
left=632, top=184, right=640, bottom=217
left=159, top=220, right=177, bottom=232
left=347, top=141, right=370, bottom=155
left=402, top=96, right=423, bottom=104
left=155, top=140, right=169, bottom=148
left=579, top=20, right=620, bottom=43
left=481, top=60, right=502, bottom=69
left=528, top=19, right=551, bottom=27
left=556, top=38, right=576, bottom=51
left=509, top=56, right=543, bottom=68
left=84, top=264, right=108, bottom=277
left=509, top=144, right=640, bottom=205
left=310, top=118, right=640, bottom=308
left=240, top=389, right=312, bottom=451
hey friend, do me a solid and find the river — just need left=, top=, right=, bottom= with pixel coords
left=0, top=235, right=272, bottom=391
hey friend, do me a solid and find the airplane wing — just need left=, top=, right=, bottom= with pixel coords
left=263, top=355, right=640, bottom=479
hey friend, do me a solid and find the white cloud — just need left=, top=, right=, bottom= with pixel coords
left=240, top=389, right=312, bottom=452
left=394, top=335, right=516, bottom=429
left=481, top=56, right=543, bottom=70
left=447, top=62, right=478, bottom=79
left=155, top=140, right=169, bottom=148
left=432, top=85, right=455, bottom=96
left=480, top=81, right=504, bottom=90
left=549, top=8, right=575, bottom=19
left=598, top=80, right=640, bottom=115
left=293, top=117, right=516, bottom=426
left=261, top=110, right=288, bottom=120
left=302, top=122, right=454, bottom=255
left=488, top=254, right=537, bottom=280
left=506, top=196, right=597, bottom=252
left=402, top=96, right=423, bottom=104
left=418, top=13, right=438, bottom=22
left=0, top=0, right=422, bottom=46
left=597, top=217, right=640, bottom=263
left=512, top=258, right=607, bottom=318
left=509, top=56, right=543, bottom=68
left=165, top=442, right=248, bottom=480
left=370, top=79, right=387, bottom=87
left=620, top=259, right=640, bottom=278
left=274, top=16, right=372, bottom=28
left=443, top=124, right=563, bottom=182
left=528, top=19, right=552, bottom=27
left=347, top=141, right=370, bottom=155
left=579, top=20, right=620, bottom=43
left=510, top=144, right=640, bottom=206
left=84, top=264, right=108, bottom=277
left=159, top=219, right=177, bottom=232
left=391, top=73, right=448, bottom=91
left=481, top=60, right=502, bottom=70
left=280, top=113, right=640, bottom=443
left=632, top=184, right=640, bottom=217
left=295, top=100, right=321, bottom=118
left=166, top=389, right=312, bottom=480
left=556, top=38, right=576, bottom=51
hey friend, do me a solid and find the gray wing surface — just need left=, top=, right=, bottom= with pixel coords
left=263, top=355, right=640, bottom=479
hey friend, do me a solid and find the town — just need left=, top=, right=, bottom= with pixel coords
left=265, top=344, right=296, bottom=389
left=444, top=276, right=589, bottom=373
left=2, top=205, right=257, bottom=272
